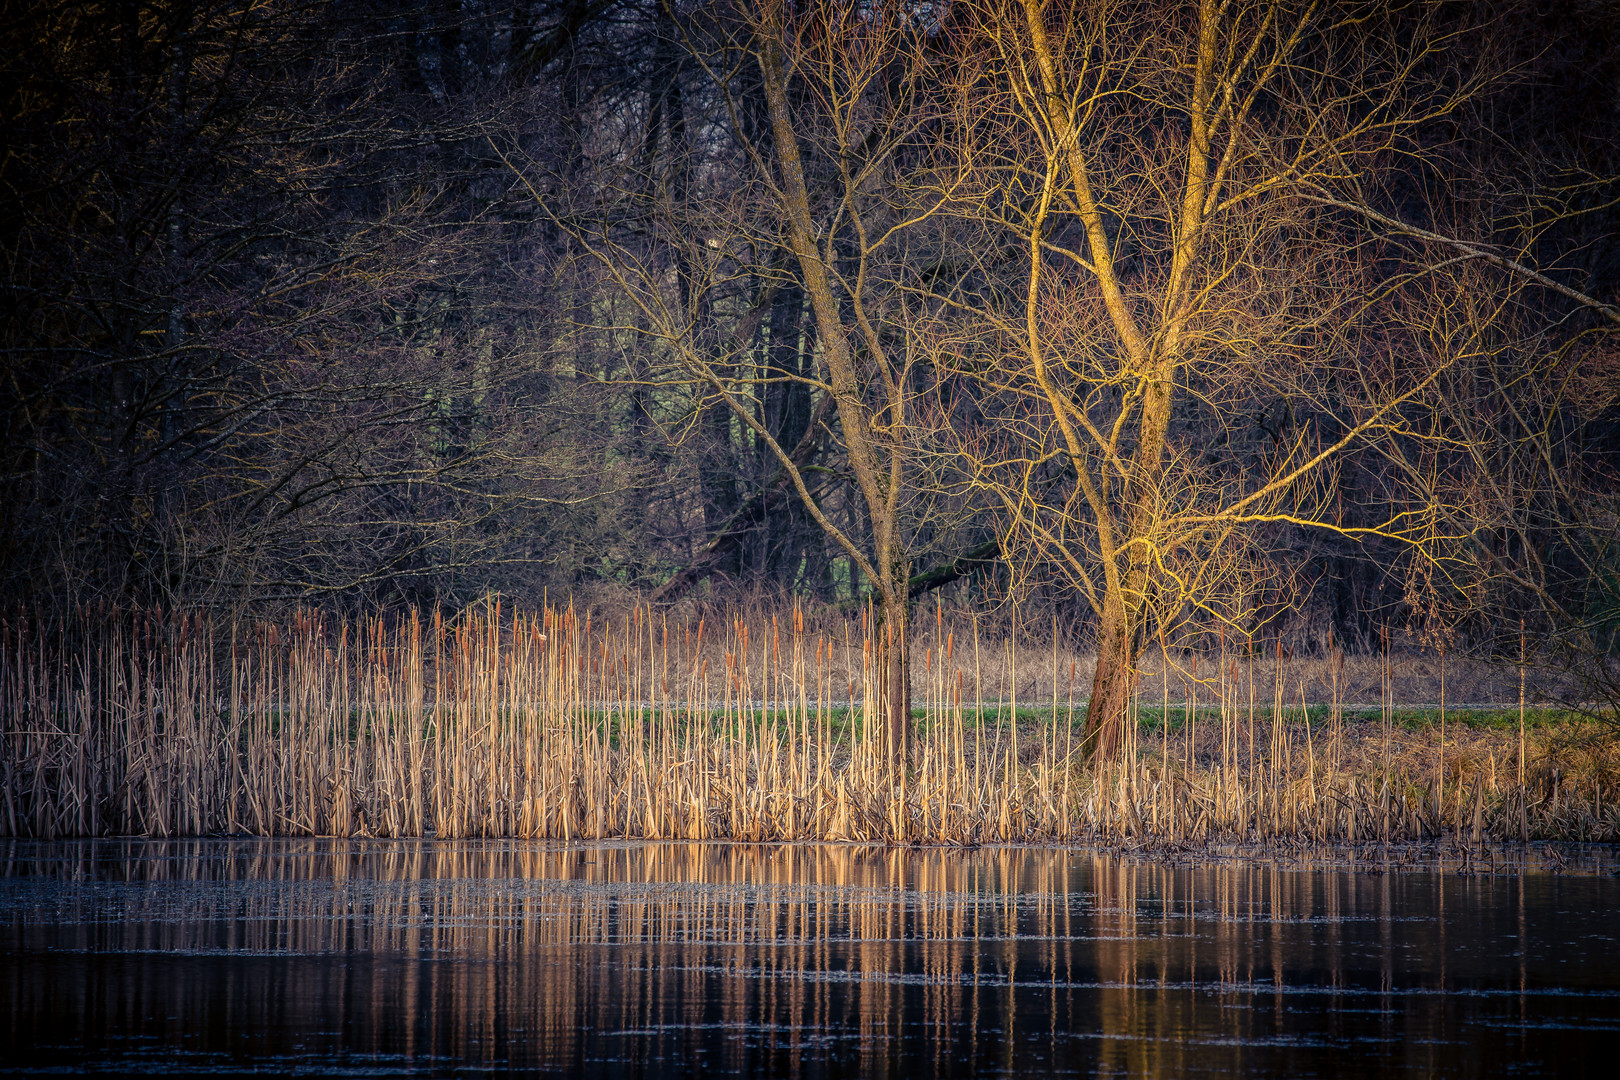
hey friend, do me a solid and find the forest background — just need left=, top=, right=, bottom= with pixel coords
left=4, top=0, right=1619, bottom=743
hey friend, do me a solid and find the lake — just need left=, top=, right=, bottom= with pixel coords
left=1, top=839, right=1616, bottom=1077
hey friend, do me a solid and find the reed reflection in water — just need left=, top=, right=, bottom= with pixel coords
left=1, top=839, right=1615, bottom=1077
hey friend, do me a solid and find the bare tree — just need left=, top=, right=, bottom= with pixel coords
left=509, top=0, right=984, bottom=762
left=917, top=0, right=1615, bottom=760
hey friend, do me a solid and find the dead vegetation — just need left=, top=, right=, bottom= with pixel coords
left=1, top=603, right=1613, bottom=844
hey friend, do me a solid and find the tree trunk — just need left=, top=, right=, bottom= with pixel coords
left=757, top=280, right=812, bottom=581
left=875, top=561, right=911, bottom=765
left=1085, top=592, right=1138, bottom=761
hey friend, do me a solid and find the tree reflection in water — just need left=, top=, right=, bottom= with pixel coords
left=1, top=839, right=1616, bottom=1077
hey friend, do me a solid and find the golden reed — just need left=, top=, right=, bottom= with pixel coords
left=1, top=603, right=1612, bottom=843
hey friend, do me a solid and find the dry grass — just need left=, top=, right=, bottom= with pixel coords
left=1, top=603, right=1613, bottom=844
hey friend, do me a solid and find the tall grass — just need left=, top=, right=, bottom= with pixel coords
left=1, top=603, right=1613, bottom=843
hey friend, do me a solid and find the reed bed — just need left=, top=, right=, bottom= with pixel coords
left=2, top=603, right=1614, bottom=844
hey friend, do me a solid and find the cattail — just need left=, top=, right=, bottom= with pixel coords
left=0, top=600, right=1581, bottom=846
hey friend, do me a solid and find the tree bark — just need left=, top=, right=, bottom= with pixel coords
left=1086, top=592, right=1138, bottom=760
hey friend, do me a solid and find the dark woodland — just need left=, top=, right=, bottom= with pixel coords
left=4, top=0, right=1619, bottom=737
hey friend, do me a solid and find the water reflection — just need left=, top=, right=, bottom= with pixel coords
left=2, top=839, right=1616, bottom=1077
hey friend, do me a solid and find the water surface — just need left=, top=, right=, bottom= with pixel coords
left=1, top=839, right=1616, bottom=1077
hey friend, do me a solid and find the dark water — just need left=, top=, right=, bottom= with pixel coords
left=1, top=840, right=1617, bottom=1077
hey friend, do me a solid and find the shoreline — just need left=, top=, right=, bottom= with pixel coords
left=5, top=832, right=1616, bottom=878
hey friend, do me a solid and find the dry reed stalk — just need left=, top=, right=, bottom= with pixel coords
left=0, top=604, right=1610, bottom=846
